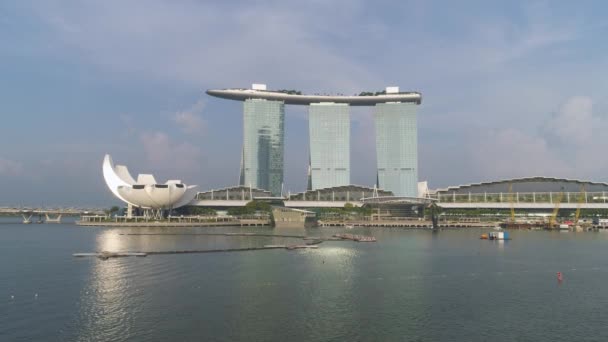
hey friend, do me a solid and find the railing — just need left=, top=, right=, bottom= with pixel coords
left=80, top=215, right=110, bottom=222
left=431, top=192, right=608, bottom=204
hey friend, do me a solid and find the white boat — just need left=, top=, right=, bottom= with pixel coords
left=345, top=224, right=354, bottom=229
left=493, top=226, right=502, bottom=231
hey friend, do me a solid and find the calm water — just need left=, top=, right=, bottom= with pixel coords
left=2, top=218, right=608, bottom=341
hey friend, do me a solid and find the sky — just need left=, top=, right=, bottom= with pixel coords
left=1, top=0, right=608, bottom=207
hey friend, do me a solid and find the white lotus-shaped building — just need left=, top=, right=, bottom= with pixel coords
left=103, top=154, right=197, bottom=209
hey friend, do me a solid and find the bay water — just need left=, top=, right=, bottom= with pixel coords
left=2, top=218, right=608, bottom=341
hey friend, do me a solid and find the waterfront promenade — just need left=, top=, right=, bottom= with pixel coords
left=77, top=215, right=271, bottom=227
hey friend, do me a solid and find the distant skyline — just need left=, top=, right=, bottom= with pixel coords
left=1, top=1, right=608, bottom=206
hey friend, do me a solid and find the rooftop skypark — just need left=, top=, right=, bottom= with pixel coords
left=206, top=84, right=422, bottom=106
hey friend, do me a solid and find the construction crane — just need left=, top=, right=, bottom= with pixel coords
left=574, top=184, right=586, bottom=225
left=508, top=183, right=516, bottom=223
left=549, top=192, right=564, bottom=228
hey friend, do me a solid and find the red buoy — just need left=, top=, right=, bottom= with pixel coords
left=557, top=272, right=563, bottom=282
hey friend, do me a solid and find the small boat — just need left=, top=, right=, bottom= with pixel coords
left=493, top=226, right=502, bottom=231
left=345, top=224, right=354, bottom=229
left=488, top=231, right=510, bottom=240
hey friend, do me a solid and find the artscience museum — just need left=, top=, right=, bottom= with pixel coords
left=102, top=154, right=197, bottom=214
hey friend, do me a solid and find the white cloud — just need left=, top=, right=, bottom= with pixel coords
left=0, top=157, right=23, bottom=176
left=139, top=131, right=202, bottom=175
left=545, top=96, right=595, bottom=146
left=26, top=1, right=379, bottom=90
left=172, top=99, right=206, bottom=135
left=465, top=95, right=608, bottom=182
left=469, top=128, right=571, bottom=180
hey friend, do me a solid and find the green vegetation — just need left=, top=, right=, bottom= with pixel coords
left=227, top=200, right=272, bottom=216
left=358, top=90, right=387, bottom=96
left=174, top=206, right=217, bottom=216
left=276, top=89, right=302, bottom=95
left=104, top=205, right=121, bottom=215
left=310, top=203, right=372, bottom=220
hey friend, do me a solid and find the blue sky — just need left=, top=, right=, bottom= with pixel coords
left=1, top=0, right=608, bottom=206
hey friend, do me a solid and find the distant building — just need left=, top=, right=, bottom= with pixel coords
left=429, top=177, right=608, bottom=211
left=272, top=207, right=316, bottom=228
left=207, top=84, right=422, bottom=196
left=288, top=185, right=393, bottom=202
left=374, top=101, right=418, bottom=197
left=433, top=177, right=608, bottom=195
left=102, top=154, right=197, bottom=211
left=196, top=186, right=272, bottom=201
left=240, top=98, right=285, bottom=196
left=308, top=103, right=350, bottom=190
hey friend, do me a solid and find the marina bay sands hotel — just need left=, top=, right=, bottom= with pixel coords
left=206, top=84, right=422, bottom=198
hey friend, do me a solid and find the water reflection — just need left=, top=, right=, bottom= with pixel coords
left=76, top=230, right=137, bottom=342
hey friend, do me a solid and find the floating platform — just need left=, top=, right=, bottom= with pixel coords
left=333, top=233, right=377, bottom=242
left=73, top=252, right=148, bottom=260
left=480, top=231, right=510, bottom=240
left=73, top=245, right=320, bottom=260
left=263, top=245, right=319, bottom=249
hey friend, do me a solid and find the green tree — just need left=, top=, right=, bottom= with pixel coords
left=245, top=200, right=271, bottom=213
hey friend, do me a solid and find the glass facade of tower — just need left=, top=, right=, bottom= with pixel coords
left=241, top=99, right=285, bottom=196
left=309, top=103, right=350, bottom=190
left=374, top=103, right=418, bottom=197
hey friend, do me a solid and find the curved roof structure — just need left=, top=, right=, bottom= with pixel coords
left=360, top=196, right=435, bottom=205
left=103, top=154, right=197, bottom=209
left=206, top=89, right=422, bottom=106
left=434, top=176, right=608, bottom=194
left=288, top=185, right=393, bottom=201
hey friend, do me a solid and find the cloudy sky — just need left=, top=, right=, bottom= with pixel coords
left=1, top=0, right=608, bottom=206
